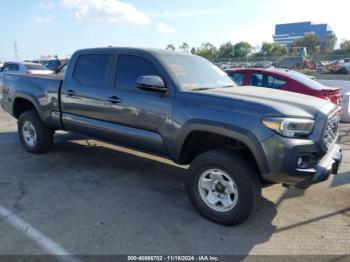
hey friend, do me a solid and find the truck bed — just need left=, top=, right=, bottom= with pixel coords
left=1, top=73, right=64, bottom=129
left=10, top=72, right=64, bottom=81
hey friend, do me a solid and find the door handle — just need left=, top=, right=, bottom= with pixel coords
left=106, top=96, right=122, bottom=104
left=63, top=90, right=76, bottom=97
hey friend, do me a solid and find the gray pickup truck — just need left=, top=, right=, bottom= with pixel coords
left=1, top=48, right=342, bottom=225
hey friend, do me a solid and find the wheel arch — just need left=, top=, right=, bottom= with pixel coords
left=12, top=94, right=44, bottom=120
left=175, top=122, right=269, bottom=175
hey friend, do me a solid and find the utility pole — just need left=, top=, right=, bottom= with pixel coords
left=14, top=41, right=19, bottom=61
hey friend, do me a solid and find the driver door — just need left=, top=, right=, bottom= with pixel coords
left=104, top=53, right=173, bottom=155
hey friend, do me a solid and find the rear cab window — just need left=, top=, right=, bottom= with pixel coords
left=74, top=54, right=113, bottom=86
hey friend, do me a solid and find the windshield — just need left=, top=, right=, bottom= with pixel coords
left=24, top=63, right=50, bottom=70
left=160, top=54, right=235, bottom=90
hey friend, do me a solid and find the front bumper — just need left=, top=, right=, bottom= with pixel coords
left=295, top=143, right=342, bottom=188
left=261, top=134, right=342, bottom=187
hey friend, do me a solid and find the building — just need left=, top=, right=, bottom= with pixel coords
left=273, top=22, right=333, bottom=46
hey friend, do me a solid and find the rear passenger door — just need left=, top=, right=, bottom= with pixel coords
left=61, top=52, right=116, bottom=133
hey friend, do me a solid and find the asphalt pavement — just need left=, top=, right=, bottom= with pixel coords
left=0, top=107, right=349, bottom=257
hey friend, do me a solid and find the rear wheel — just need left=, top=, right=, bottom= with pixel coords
left=187, top=149, right=261, bottom=226
left=18, top=110, right=53, bottom=154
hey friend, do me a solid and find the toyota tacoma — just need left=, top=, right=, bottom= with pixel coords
left=0, top=47, right=342, bottom=225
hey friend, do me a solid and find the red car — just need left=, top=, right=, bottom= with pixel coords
left=225, top=68, right=341, bottom=105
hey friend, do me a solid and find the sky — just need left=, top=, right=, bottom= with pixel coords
left=0, top=0, right=349, bottom=61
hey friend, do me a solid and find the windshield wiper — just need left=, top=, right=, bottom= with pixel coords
left=220, top=85, right=236, bottom=88
left=190, top=85, right=236, bottom=91
left=190, top=87, right=215, bottom=91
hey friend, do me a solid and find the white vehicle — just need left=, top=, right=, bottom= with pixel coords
left=330, top=58, right=350, bottom=74
left=0, top=62, right=52, bottom=75
left=0, top=62, right=52, bottom=91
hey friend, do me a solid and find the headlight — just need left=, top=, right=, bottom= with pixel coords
left=262, top=117, right=315, bottom=138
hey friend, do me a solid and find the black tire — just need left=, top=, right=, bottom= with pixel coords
left=18, top=110, right=53, bottom=154
left=187, top=149, right=261, bottom=226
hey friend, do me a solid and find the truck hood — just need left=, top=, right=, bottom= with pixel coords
left=197, top=86, right=335, bottom=118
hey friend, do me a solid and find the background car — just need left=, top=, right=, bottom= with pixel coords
left=0, top=62, right=52, bottom=75
left=41, top=59, right=62, bottom=71
left=0, top=62, right=52, bottom=91
left=54, top=61, right=68, bottom=75
left=225, top=68, right=341, bottom=105
left=328, top=58, right=350, bottom=74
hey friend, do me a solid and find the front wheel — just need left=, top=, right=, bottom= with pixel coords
left=187, top=149, right=261, bottom=226
left=18, top=110, right=54, bottom=154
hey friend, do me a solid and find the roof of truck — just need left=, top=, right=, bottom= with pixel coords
left=75, top=47, right=193, bottom=56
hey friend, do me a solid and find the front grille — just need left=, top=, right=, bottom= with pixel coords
left=323, top=109, right=341, bottom=148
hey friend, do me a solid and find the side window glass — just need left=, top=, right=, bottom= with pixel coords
left=229, top=73, right=245, bottom=86
left=116, top=55, right=159, bottom=89
left=9, top=64, right=19, bottom=71
left=250, top=73, right=263, bottom=86
left=2, top=65, right=11, bottom=71
left=267, top=76, right=287, bottom=89
left=74, top=54, right=112, bottom=86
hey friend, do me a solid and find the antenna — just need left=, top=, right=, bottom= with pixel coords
left=14, top=41, right=19, bottom=61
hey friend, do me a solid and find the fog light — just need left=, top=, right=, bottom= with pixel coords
left=297, top=157, right=303, bottom=166
left=297, top=155, right=311, bottom=169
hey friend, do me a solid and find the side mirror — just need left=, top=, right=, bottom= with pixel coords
left=136, top=75, right=167, bottom=92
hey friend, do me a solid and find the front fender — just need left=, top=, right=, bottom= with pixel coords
left=173, top=119, right=270, bottom=175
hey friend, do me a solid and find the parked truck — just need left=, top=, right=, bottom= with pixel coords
left=0, top=47, right=342, bottom=225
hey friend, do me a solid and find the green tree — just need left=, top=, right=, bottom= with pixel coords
left=233, top=41, right=252, bottom=57
left=195, top=42, right=217, bottom=60
left=179, top=42, right=190, bottom=53
left=166, top=44, right=175, bottom=51
left=292, top=33, right=321, bottom=55
left=190, top=47, right=196, bottom=54
left=259, top=42, right=287, bottom=57
left=340, top=40, right=350, bottom=51
left=217, top=41, right=235, bottom=59
left=320, top=33, right=337, bottom=54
